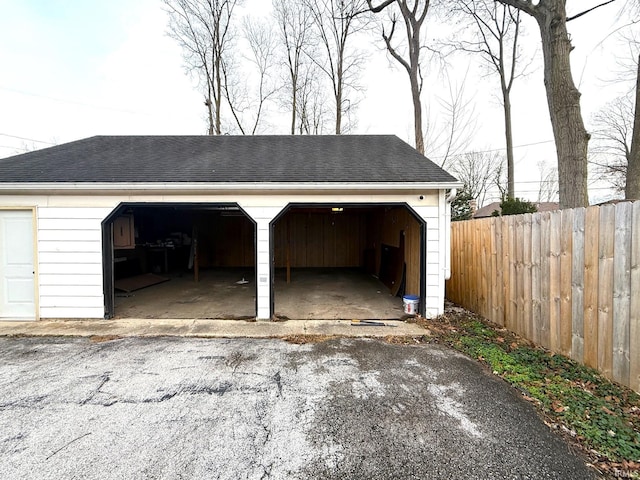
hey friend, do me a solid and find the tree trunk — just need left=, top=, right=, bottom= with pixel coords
left=335, top=80, right=342, bottom=135
left=291, top=83, right=297, bottom=135
left=206, top=96, right=215, bottom=136
left=626, top=55, right=640, bottom=200
left=535, top=3, right=589, bottom=208
left=215, top=58, right=222, bottom=135
left=502, top=86, right=515, bottom=198
left=410, top=74, right=423, bottom=154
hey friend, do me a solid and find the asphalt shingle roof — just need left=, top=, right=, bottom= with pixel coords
left=0, top=135, right=458, bottom=184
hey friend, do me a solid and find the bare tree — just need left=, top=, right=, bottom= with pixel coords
left=590, top=8, right=640, bottom=199
left=367, top=0, right=431, bottom=154
left=495, top=0, right=617, bottom=208
left=449, top=0, right=526, bottom=199
left=273, top=0, right=316, bottom=134
left=590, top=94, right=634, bottom=193
left=448, top=150, right=506, bottom=206
left=424, top=73, right=478, bottom=169
left=537, top=159, right=559, bottom=202
left=297, top=66, right=330, bottom=134
left=223, top=18, right=279, bottom=134
left=164, top=0, right=242, bottom=135
left=304, top=0, right=370, bottom=134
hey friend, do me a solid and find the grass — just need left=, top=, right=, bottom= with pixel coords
left=417, top=305, right=640, bottom=479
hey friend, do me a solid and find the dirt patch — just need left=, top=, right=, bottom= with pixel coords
left=281, top=334, right=338, bottom=344
left=89, top=335, right=122, bottom=344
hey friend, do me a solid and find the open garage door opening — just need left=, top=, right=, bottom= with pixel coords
left=103, top=203, right=256, bottom=319
left=271, top=204, right=425, bottom=320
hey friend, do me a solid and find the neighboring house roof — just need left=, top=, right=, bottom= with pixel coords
left=473, top=201, right=560, bottom=218
left=0, top=135, right=459, bottom=185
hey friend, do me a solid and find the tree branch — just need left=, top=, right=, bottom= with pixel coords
left=566, top=0, right=617, bottom=22
left=366, top=0, right=396, bottom=14
left=494, top=0, right=536, bottom=18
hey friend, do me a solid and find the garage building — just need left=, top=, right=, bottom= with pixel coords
left=0, top=135, right=460, bottom=321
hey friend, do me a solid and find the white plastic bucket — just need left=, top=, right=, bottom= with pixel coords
left=402, top=295, right=419, bottom=315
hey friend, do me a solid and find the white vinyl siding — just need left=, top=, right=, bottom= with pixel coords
left=1, top=190, right=451, bottom=320
left=37, top=207, right=111, bottom=319
left=240, top=205, right=287, bottom=320
left=411, top=204, right=443, bottom=318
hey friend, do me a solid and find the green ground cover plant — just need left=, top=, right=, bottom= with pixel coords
left=419, top=305, right=640, bottom=479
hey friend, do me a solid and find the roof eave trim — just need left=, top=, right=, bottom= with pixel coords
left=0, top=181, right=463, bottom=193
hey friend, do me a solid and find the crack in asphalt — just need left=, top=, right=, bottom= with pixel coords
left=80, top=373, right=111, bottom=406
left=225, top=351, right=249, bottom=373
left=273, top=371, right=282, bottom=397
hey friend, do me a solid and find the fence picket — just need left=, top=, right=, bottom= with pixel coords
left=515, top=215, right=525, bottom=336
left=630, top=202, right=640, bottom=393
left=523, top=214, right=533, bottom=341
left=560, top=209, right=574, bottom=356
left=571, top=208, right=586, bottom=364
left=583, top=206, right=600, bottom=370
left=549, top=211, right=562, bottom=353
left=446, top=201, right=640, bottom=393
left=613, top=202, right=632, bottom=385
left=531, top=213, right=542, bottom=345
left=598, top=204, right=615, bottom=380
left=540, top=212, right=552, bottom=349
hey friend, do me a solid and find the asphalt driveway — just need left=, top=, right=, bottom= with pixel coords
left=0, top=337, right=595, bottom=479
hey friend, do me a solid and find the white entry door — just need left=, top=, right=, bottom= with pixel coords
left=0, top=210, right=36, bottom=320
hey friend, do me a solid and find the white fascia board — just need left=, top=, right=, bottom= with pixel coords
left=0, top=181, right=463, bottom=194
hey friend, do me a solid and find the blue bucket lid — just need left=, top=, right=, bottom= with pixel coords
left=403, top=295, right=419, bottom=301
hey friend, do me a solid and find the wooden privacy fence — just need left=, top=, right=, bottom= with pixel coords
left=446, top=201, right=640, bottom=393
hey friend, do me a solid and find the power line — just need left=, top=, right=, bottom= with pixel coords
left=430, top=139, right=556, bottom=160
left=0, top=133, right=55, bottom=145
left=0, top=85, right=156, bottom=117
left=0, top=145, right=26, bottom=150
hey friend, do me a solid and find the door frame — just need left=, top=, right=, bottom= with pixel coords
left=101, top=202, right=257, bottom=319
left=0, top=206, right=39, bottom=321
left=269, top=202, right=427, bottom=319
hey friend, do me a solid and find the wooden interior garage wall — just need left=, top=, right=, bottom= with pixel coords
left=272, top=207, right=420, bottom=296
left=378, top=207, right=421, bottom=297
left=197, top=215, right=255, bottom=267
left=273, top=211, right=367, bottom=267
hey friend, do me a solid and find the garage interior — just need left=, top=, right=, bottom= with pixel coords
left=105, top=203, right=424, bottom=321
left=272, top=205, right=424, bottom=320
left=107, top=204, right=256, bottom=319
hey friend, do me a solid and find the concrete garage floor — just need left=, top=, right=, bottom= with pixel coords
left=114, top=269, right=256, bottom=319
left=275, top=268, right=404, bottom=320
left=115, top=268, right=404, bottom=320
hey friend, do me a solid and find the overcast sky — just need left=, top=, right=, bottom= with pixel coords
left=0, top=0, right=630, bottom=204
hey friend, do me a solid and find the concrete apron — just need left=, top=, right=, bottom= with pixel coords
left=3, top=269, right=424, bottom=338
left=0, top=318, right=427, bottom=339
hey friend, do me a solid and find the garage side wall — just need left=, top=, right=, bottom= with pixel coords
left=38, top=207, right=111, bottom=318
